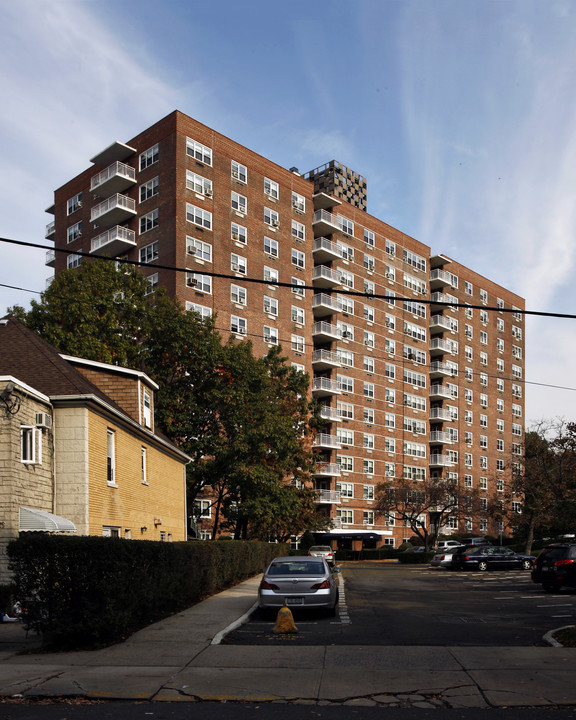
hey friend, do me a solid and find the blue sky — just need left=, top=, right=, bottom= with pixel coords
left=1, top=0, right=576, bottom=423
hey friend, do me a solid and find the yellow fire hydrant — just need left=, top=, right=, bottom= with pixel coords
left=273, top=604, right=298, bottom=633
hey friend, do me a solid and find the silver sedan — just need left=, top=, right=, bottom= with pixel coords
left=258, top=556, right=340, bottom=614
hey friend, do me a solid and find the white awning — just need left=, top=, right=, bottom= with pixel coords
left=19, top=507, right=77, bottom=533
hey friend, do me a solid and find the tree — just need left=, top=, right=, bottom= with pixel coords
left=492, top=421, right=576, bottom=553
left=10, top=260, right=325, bottom=541
left=374, top=475, right=481, bottom=551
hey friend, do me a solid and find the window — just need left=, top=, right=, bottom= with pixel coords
left=338, top=375, right=354, bottom=392
left=480, top=331, right=488, bottom=345
left=291, top=248, right=305, bottom=268
left=512, top=403, right=522, bottom=417
left=404, top=441, right=426, bottom=458
left=291, top=305, right=305, bottom=325
left=231, top=160, right=247, bottom=182
left=231, top=222, right=247, bottom=244
left=337, top=455, right=354, bottom=472
left=21, top=426, right=40, bottom=464
left=465, top=280, right=473, bottom=295
left=194, top=499, right=212, bottom=519
left=140, top=144, right=158, bottom=170
left=364, top=330, right=375, bottom=348
left=403, top=249, right=426, bottom=272
left=264, top=237, right=279, bottom=257
left=186, top=138, right=212, bottom=165
left=141, top=446, right=148, bottom=484
left=403, top=369, right=426, bottom=388
left=480, top=435, right=488, bottom=449
left=363, top=355, right=375, bottom=372
left=338, top=215, right=354, bottom=235
left=264, top=266, right=278, bottom=284
left=404, top=392, right=425, bottom=411
left=337, top=428, right=354, bottom=446
left=385, top=437, right=396, bottom=453
left=145, top=273, right=158, bottom=295
left=404, top=301, right=426, bottom=318
left=480, top=372, right=488, bottom=387
left=291, top=277, right=305, bottom=296
left=264, top=207, right=279, bottom=226
left=385, top=412, right=396, bottom=428
left=364, top=278, right=375, bottom=296
left=186, top=171, right=212, bottom=196
left=339, top=295, right=354, bottom=314
left=385, top=463, right=396, bottom=478
left=480, top=394, right=488, bottom=408
left=231, top=191, right=247, bottom=213
left=340, top=269, right=354, bottom=288
left=140, top=210, right=158, bottom=234
left=404, top=274, right=426, bottom=294
left=67, top=253, right=82, bottom=269
left=231, top=315, right=247, bottom=335
left=364, top=228, right=375, bottom=246
left=404, top=321, right=426, bottom=342
left=385, top=363, right=395, bottom=380
left=186, top=203, right=212, bottom=229
left=186, top=237, right=212, bottom=262
left=364, top=305, right=375, bottom=322
left=364, top=254, right=375, bottom=272
left=363, top=510, right=375, bottom=525
left=140, top=241, right=159, bottom=264
left=292, top=191, right=305, bottom=212
left=292, top=220, right=305, bottom=241
left=339, top=322, right=354, bottom=341
left=231, top=284, right=247, bottom=305
left=465, top=410, right=473, bottom=423
left=186, top=302, right=212, bottom=319
left=512, top=364, right=523, bottom=379
left=264, top=177, right=279, bottom=199
left=363, top=407, right=375, bottom=423
left=263, top=326, right=278, bottom=345
left=264, top=296, right=278, bottom=317
left=140, top=177, right=159, bottom=202
left=337, top=402, right=354, bottom=419
left=364, top=484, right=375, bottom=500
left=337, top=509, right=353, bottom=524
left=363, top=433, right=375, bottom=449
left=480, top=309, right=488, bottom=324
left=187, top=273, right=211, bottom=293
left=67, top=192, right=82, bottom=215
left=67, top=221, right=82, bottom=243
left=230, top=253, right=246, bottom=274
left=338, top=349, right=354, bottom=367
left=102, top=526, right=121, bottom=538
left=107, top=429, right=116, bottom=485
left=403, top=465, right=425, bottom=481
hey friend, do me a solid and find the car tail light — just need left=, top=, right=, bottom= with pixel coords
left=555, top=559, right=576, bottom=567
left=311, top=579, right=331, bottom=590
left=260, top=580, right=280, bottom=590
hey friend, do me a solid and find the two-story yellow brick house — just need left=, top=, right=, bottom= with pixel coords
left=0, top=316, right=190, bottom=581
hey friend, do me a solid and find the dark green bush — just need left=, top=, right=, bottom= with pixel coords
left=397, top=551, right=434, bottom=564
left=7, top=535, right=284, bottom=650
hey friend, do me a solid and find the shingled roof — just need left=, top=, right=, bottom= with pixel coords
left=0, top=315, right=133, bottom=412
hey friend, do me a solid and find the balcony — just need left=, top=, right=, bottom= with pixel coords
left=431, top=292, right=458, bottom=311
left=45, top=221, right=55, bottom=239
left=312, top=209, right=340, bottom=236
left=429, top=454, right=454, bottom=468
left=312, top=321, right=341, bottom=342
left=91, top=225, right=137, bottom=256
left=430, top=268, right=458, bottom=290
left=313, top=236, right=342, bottom=263
left=313, top=265, right=342, bottom=289
left=45, top=249, right=55, bottom=267
left=314, top=489, right=342, bottom=504
left=312, top=377, right=341, bottom=397
left=429, top=407, right=453, bottom=422
left=313, top=433, right=342, bottom=450
left=430, top=361, right=457, bottom=379
left=90, top=193, right=136, bottom=228
left=90, top=161, right=136, bottom=196
left=319, top=405, right=341, bottom=422
left=314, top=464, right=341, bottom=478
left=430, top=338, right=456, bottom=356
left=313, top=293, right=343, bottom=317
left=430, top=315, right=455, bottom=335
left=430, top=384, right=454, bottom=400
left=429, top=431, right=454, bottom=445
left=312, top=349, right=341, bottom=370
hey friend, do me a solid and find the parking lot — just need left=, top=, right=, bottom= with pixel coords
left=223, top=562, right=576, bottom=647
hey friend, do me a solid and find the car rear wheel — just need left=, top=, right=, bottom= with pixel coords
left=478, top=561, right=488, bottom=571
left=522, top=559, right=533, bottom=570
left=542, top=582, right=562, bottom=593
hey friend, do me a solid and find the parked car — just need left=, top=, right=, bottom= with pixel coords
left=531, top=543, right=576, bottom=592
left=452, top=545, right=535, bottom=571
left=460, top=537, right=491, bottom=546
left=435, top=540, right=463, bottom=551
left=430, top=548, right=461, bottom=568
left=258, top=557, right=340, bottom=614
left=308, top=545, right=335, bottom=566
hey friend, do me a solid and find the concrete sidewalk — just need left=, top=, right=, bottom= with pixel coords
left=1, top=575, right=576, bottom=708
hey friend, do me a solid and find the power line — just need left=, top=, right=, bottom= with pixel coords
left=1, top=235, right=574, bottom=319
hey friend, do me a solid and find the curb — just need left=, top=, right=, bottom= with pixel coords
left=544, top=624, right=574, bottom=648
left=211, top=601, right=259, bottom=645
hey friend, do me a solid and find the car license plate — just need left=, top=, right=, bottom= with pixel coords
left=542, top=567, right=549, bottom=572
left=285, top=597, right=304, bottom=605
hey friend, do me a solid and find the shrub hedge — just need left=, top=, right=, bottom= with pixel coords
left=7, top=534, right=285, bottom=650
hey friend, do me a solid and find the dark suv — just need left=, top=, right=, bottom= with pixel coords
left=531, top=543, right=576, bottom=592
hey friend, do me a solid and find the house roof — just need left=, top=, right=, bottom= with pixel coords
left=0, top=316, right=124, bottom=407
left=0, top=316, right=189, bottom=462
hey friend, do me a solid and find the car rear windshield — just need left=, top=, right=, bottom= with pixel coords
left=268, top=561, right=325, bottom=576
left=310, top=546, right=331, bottom=552
left=540, top=547, right=572, bottom=561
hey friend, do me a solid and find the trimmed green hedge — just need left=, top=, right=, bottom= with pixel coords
left=7, top=535, right=284, bottom=650
left=397, top=551, right=434, bottom=564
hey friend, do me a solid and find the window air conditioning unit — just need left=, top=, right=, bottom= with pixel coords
left=187, top=245, right=196, bottom=255
left=231, top=263, right=240, bottom=271
left=232, top=170, right=239, bottom=178
left=36, top=412, right=52, bottom=430
left=187, top=277, right=198, bottom=287
left=205, top=189, right=212, bottom=196
left=232, top=232, right=239, bottom=240
left=272, top=220, right=279, bottom=227
left=343, top=331, right=352, bottom=339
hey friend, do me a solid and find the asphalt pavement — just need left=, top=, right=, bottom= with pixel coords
left=1, top=571, right=576, bottom=708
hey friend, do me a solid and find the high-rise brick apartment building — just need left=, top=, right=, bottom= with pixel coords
left=44, top=110, right=525, bottom=548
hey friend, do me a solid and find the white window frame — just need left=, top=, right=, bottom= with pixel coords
left=186, top=138, right=212, bottom=165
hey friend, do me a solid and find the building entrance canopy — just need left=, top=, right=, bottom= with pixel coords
left=19, top=507, right=77, bottom=533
